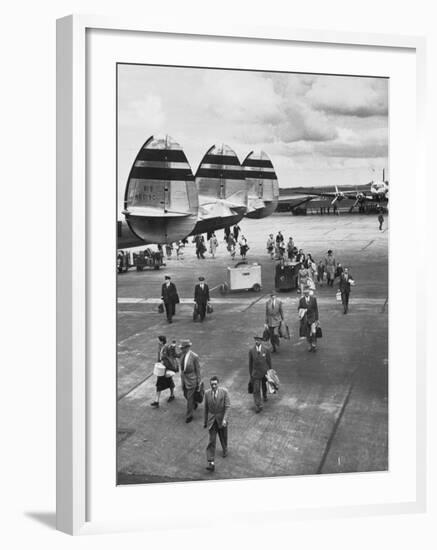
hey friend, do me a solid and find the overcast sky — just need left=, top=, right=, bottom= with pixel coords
left=117, top=64, right=388, bottom=213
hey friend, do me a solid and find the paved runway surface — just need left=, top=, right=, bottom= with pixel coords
left=117, top=213, right=388, bottom=483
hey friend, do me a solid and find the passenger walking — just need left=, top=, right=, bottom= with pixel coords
left=287, top=237, right=295, bottom=259
left=194, top=276, right=210, bottom=322
left=317, top=260, right=325, bottom=285
left=233, top=224, right=241, bottom=241
left=339, top=267, right=355, bottom=314
left=224, top=226, right=231, bottom=242
left=195, top=236, right=206, bottom=259
left=298, top=264, right=310, bottom=295
left=209, top=233, right=219, bottom=258
left=176, top=241, right=184, bottom=260
left=266, top=234, right=275, bottom=259
left=227, top=233, right=236, bottom=260
left=298, top=287, right=320, bottom=352
left=249, top=336, right=272, bottom=413
left=180, top=339, right=201, bottom=423
left=150, top=336, right=178, bottom=407
left=275, top=231, right=284, bottom=247
left=160, top=275, right=180, bottom=323
left=378, top=212, right=384, bottom=231
left=324, top=249, right=336, bottom=287
left=239, top=235, right=249, bottom=260
left=203, top=376, right=230, bottom=472
left=265, top=291, right=284, bottom=353
left=165, top=242, right=173, bottom=259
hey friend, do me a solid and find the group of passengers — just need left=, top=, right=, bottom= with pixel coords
left=268, top=231, right=344, bottom=294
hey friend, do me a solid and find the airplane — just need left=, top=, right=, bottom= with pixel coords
left=122, top=135, right=198, bottom=244
left=242, top=151, right=279, bottom=218
left=285, top=170, right=389, bottom=212
left=188, top=143, right=248, bottom=235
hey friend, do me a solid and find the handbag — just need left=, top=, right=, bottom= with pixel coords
left=247, top=380, right=254, bottom=394
left=206, top=303, right=213, bottom=314
left=262, top=326, right=270, bottom=341
left=316, top=325, right=323, bottom=338
left=336, top=290, right=342, bottom=302
left=158, top=302, right=164, bottom=313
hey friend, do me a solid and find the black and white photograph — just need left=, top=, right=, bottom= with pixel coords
left=116, top=63, right=389, bottom=484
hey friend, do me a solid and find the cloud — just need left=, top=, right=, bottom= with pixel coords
left=118, top=94, right=166, bottom=129
left=307, top=77, right=388, bottom=117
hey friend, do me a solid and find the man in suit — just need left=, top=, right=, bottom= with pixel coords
left=194, top=276, right=210, bottom=322
left=339, top=267, right=354, bottom=314
left=249, top=336, right=272, bottom=413
left=298, top=287, right=320, bottom=352
left=203, top=376, right=230, bottom=472
left=180, top=340, right=201, bottom=423
left=160, top=275, right=179, bottom=323
left=265, top=291, right=284, bottom=352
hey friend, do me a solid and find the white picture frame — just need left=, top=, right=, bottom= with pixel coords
left=56, top=14, right=427, bottom=535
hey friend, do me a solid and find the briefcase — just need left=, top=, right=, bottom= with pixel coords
left=158, top=302, right=164, bottom=313
left=247, top=380, right=254, bottom=394
left=193, top=303, right=199, bottom=321
left=316, top=326, right=323, bottom=338
left=194, top=381, right=205, bottom=403
left=206, top=303, right=213, bottom=314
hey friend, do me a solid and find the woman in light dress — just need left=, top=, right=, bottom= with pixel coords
left=209, top=233, right=219, bottom=258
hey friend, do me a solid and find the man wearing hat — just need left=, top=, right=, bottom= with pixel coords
left=298, top=286, right=320, bottom=351
left=160, top=275, right=179, bottom=323
left=194, top=276, right=210, bottom=322
left=180, top=339, right=201, bottom=423
left=249, top=336, right=272, bottom=413
left=265, top=291, right=284, bottom=353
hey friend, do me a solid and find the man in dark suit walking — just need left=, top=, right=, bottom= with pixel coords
left=194, top=276, right=210, bottom=322
left=203, top=376, right=230, bottom=472
left=160, top=275, right=179, bottom=323
left=298, top=287, right=320, bottom=352
left=339, top=267, right=355, bottom=314
left=249, top=336, right=272, bottom=413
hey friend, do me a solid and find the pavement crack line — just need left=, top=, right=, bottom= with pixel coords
left=316, top=374, right=356, bottom=475
left=242, top=293, right=269, bottom=312
left=118, top=372, right=154, bottom=401
left=361, top=239, right=374, bottom=251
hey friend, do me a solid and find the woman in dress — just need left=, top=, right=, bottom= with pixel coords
left=317, top=259, right=325, bottom=285
left=150, top=336, right=179, bottom=408
left=266, top=234, right=275, bottom=259
left=298, top=264, right=309, bottom=295
left=239, top=235, right=249, bottom=260
left=209, top=233, right=219, bottom=258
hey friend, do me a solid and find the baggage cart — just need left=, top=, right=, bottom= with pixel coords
left=219, top=261, right=262, bottom=294
left=275, top=261, right=300, bottom=291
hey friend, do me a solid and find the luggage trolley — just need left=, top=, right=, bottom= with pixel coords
left=220, top=261, right=262, bottom=294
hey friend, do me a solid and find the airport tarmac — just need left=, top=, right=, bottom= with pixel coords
left=117, top=213, right=388, bottom=483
